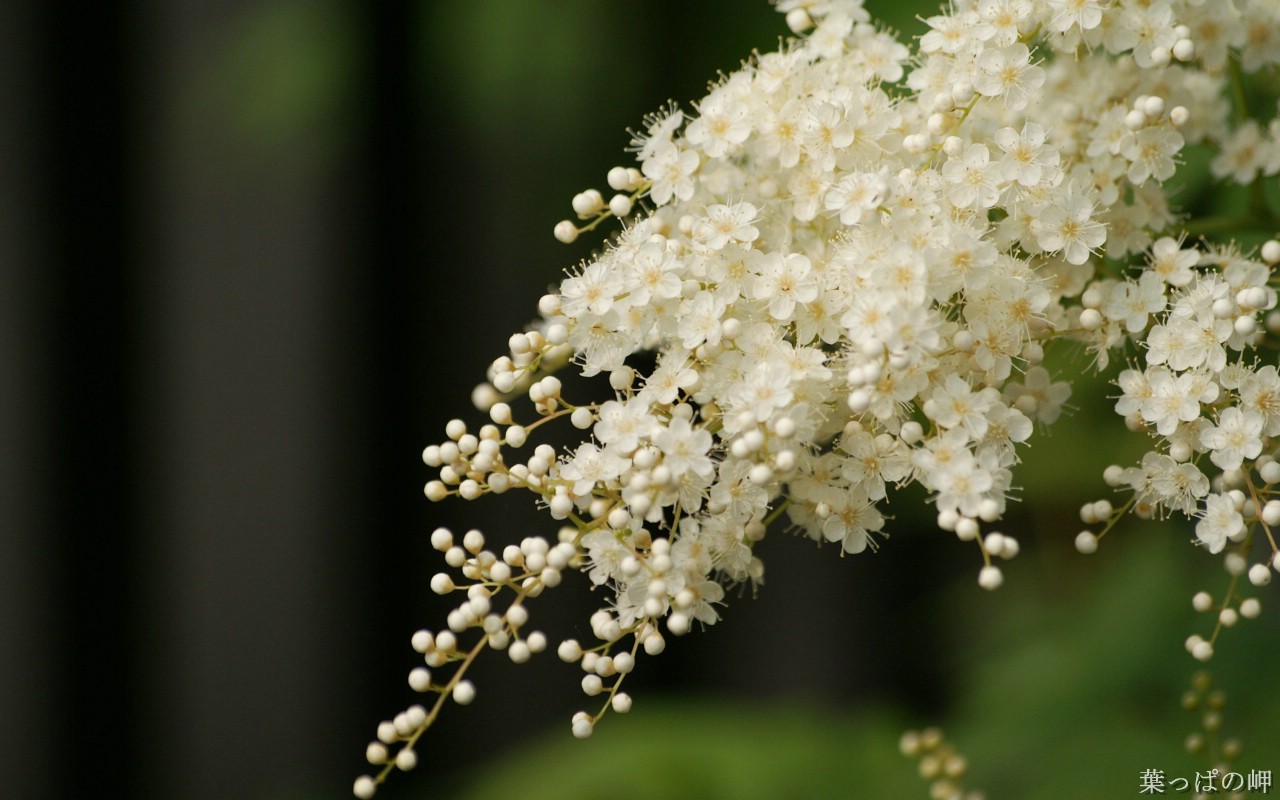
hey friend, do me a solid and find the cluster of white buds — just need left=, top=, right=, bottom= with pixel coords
left=353, top=526, right=565, bottom=797
left=900, top=727, right=985, bottom=800
left=554, top=167, right=648, bottom=244
left=1181, top=671, right=1245, bottom=779
left=360, top=0, right=1280, bottom=794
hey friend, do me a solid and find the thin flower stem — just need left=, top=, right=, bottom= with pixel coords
left=373, top=597, right=512, bottom=787
left=1229, top=55, right=1251, bottom=125
left=1179, top=214, right=1274, bottom=239
left=763, top=497, right=791, bottom=527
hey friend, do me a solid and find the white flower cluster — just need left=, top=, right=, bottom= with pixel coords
left=357, top=1, right=1280, bottom=795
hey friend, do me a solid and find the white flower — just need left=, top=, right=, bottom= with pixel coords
left=693, top=202, right=759, bottom=251
left=1139, top=367, right=1202, bottom=437
left=653, top=416, right=715, bottom=481
left=1033, top=188, right=1105, bottom=265
left=685, top=90, right=752, bottom=158
left=973, top=43, right=1044, bottom=111
left=923, top=375, right=1000, bottom=441
left=595, top=399, right=659, bottom=455
left=1121, top=126, right=1183, bottom=185
left=930, top=447, right=996, bottom=519
left=942, top=143, right=1004, bottom=210
left=560, top=443, right=628, bottom=497
left=824, top=170, right=886, bottom=225
left=813, top=485, right=885, bottom=554
left=1147, top=237, right=1198, bottom=287
left=678, top=290, right=729, bottom=350
left=642, top=140, right=699, bottom=206
left=994, top=122, right=1060, bottom=189
left=750, top=251, right=819, bottom=321
left=1044, top=0, right=1106, bottom=34
left=1196, top=492, right=1244, bottom=555
left=1200, top=406, right=1264, bottom=472
left=1101, top=271, right=1166, bottom=334
left=560, top=260, right=622, bottom=318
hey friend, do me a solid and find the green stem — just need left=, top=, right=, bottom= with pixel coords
left=1177, top=213, right=1275, bottom=239
left=763, top=497, right=791, bottom=527
left=1228, top=55, right=1251, bottom=125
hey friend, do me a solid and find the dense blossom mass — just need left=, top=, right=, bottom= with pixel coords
left=356, top=1, right=1280, bottom=795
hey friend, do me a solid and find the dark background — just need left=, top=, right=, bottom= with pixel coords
left=6, top=3, right=1274, bottom=799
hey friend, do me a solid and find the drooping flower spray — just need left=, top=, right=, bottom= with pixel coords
left=356, top=1, right=1280, bottom=795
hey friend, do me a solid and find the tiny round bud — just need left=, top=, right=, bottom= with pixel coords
left=1261, top=240, right=1280, bottom=265
left=1262, top=500, right=1280, bottom=526
left=408, top=667, right=432, bottom=692
left=748, top=464, right=773, bottom=485
left=570, top=407, right=594, bottom=429
left=978, top=565, right=1003, bottom=591
left=430, top=573, right=455, bottom=595
left=983, top=532, right=1006, bottom=554
left=558, top=639, right=582, bottom=662
left=1225, top=552, right=1247, bottom=576
left=1219, top=607, right=1239, bottom=627
left=1078, top=308, right=1103, bottom=330
left=411, top=630, right=434, bottom=654
left=508, top=641, right=531, bottom=664
left=643, top=631, right=666, bottom=655
left=488, top=402, right=513, bottom=426
left=430, top=528, right=452, bottom=551
left=365, top=742, right=388, bottom=765
left=571, top=189, right=603, bottom=217
left=354, top=775, right=377, bottom=799
left=1172, top=38, right=1194, bottom=62
left=1192, top=640, right=1214, bottom=662
left=376, top=721, right=398, bottom=745
left=452, top=680, right=476, bottom=705
left=1240, top=597, right=1261, bottom=618
left=554, top=220, right=578, bottom=244
left=977, top=498, right=1000, bottom=522
left=607, top=166, right=631, bottom=191
left=463, top=527, right=490, bottom=554
left=785, top=7, right=813, bottom=33
left=572, top=715, right=594, bottom=739
left=1222, top=737, right=1242, bottom=760
left=1193, top=591, right=1214, bottom=612
left=1124, top=109, right=1147, bottom=130
left=581, top=674, right=603, bottom=696
left=608, top=194, right=633, bottom=217
left=395, top=748, right=417, bottom=771
left=1249, top=563, right=1272, bottom=586
left=1075, top=531, right=1098, bottom=554
left=611, top=692, right=633, bottom=714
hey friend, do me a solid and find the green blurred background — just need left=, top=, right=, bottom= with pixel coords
left=4, top=2, right=1277, bottom=799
